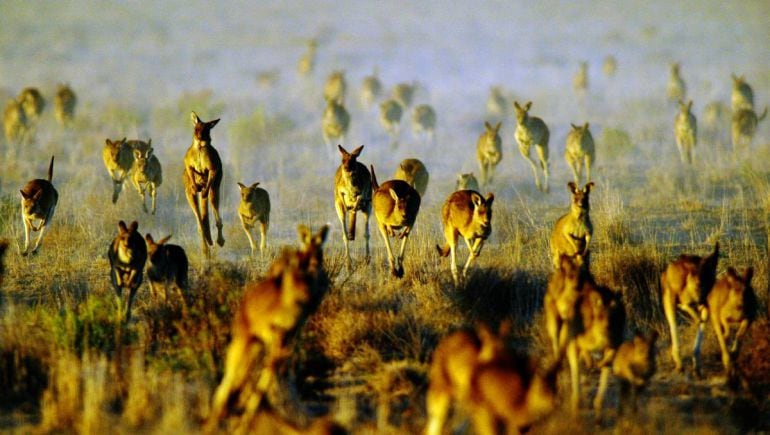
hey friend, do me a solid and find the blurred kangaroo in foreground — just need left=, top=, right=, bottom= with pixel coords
left=4, top=98, right=28, bottom=145
left=514, top=101, right=550, bottom=192
left=564, top=122, right=595, bottom=184
left=145, top=233, right=188, bottom=303
left=131, top=141, right=163, bottom=215
left=550, top=182, right=594, bottom=269
left=544, top=255, right=585, bottom=359
left=296, top=39, right=317, bottom=77
left=360, top=68, right=382, bottom=108
left=436, top=190, right=494, bottom=286
left=603, top=55, right=617, bottom=77
left=731, top=106, right=767, bottom=152
left=237, top=181, right=271, bottom=257
left=612, top=331, right=658, bottom=414
left=707, top=266, right=757, bottom=375
left=660, top=242, right=719, bottom=375
left=573, top=61, right=588, bottom=97
left=476, top=121, right=502, bottom=187
left=53, top=84, right=77, bottom=127
left=184, top=112, right=225, bottom=257
left=334, top=145, right=372, bottom=267
left=371, top=165, right=421, bottom=278
left=108, top=220, right=147, bottom=324
left=379, top=99, right=403, bottom=142
left=425, top=326, right=561, bottom=435
left=208, top=225, right=329, bottom=426
left=393, top=158, right=428, bottom=198
left=322, top=98, right=350, bottom=156
left=731, top=74, right=754, bottom=111
left=20, top=156, right=58, bottom=256
left=103, top=137, right=135, bottom=204
left=323, top=70, right=346, bottom=104
left=674, top=100, right=697, bottom=165
left=456, top=172, right=480, bottom=192
left=392, top=82, right=416, bottom=109
left=667, top=62, right=686, bottom=103
left=411, top=104, right=436, bottom=142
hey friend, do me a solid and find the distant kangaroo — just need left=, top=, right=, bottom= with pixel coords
left=323, top=70, right=347, bottom=104
left=731, top=74, right=754, bottom=111
left=564, top=123, right=595, bottom=184
left=674, top=100, right=697, bottom=164
left=732, top=106, right=767, bottom=152
left=3, top=98, right=28, bottom=145
left=573, top=61, right=588, bottom=97
left=476, top=121, right=502, bottom=187
left=379, top=99, right=403, bottom=142
left=145, top=233, right=189, bottom=303
left=237, top=181, right=271, bottom=257
left=411, top=104, right=437, bottom=142
left=20, top=156, right=58, bottom=256
left=667, top=62, right=686, bottom=103
left=393, top=158, right=429, bottom=198
left=455, top=173, right=480, bottom=192
left=392, top=82, right=416, bottom=109
left=514, top=101, right=550, bottom=193
left=334, top=145, right=372, bottom=267
left=322, top=98, right=350, bottom=156
left=360, top=68, right=383, bottom=108
left=131, top=140, right=163, bottom=215
left=53, top=84, right=77, bottom=127
left=183, top=112, right=225, bottom=257
left=103, top=137, right=135, bottom=204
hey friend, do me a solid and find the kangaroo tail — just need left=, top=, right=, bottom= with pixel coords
left=370, top=164, right=379, bottom=190
left=47, top=155, right=55, bottom=182
left=758, top=106, right=768, bottom=122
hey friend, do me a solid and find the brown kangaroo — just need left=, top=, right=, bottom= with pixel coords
left=183, top=112, right=225, bottom=257
left=237, top=181, right=271, bottom=257
left=108, top=221, right=148, bottom=323
left=612, top=331, right=658, bottom=414
left=549, top=182, right=594, bottom=269
left=145, top=234, right=189, bottom=303
left=334, top=145, right=372, bottom=267
left=53, top=84, right=77, bottom=127
left=20, top=156, right=58, bottom=256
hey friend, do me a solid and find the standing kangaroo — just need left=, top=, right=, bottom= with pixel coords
left=514, top=101, right=550, bottom=193
left=564, top=123, right=595, bottom=184
left=550, top=182, right=594, bottom=269
left=237, top=181, right=271, bottom=257
left=334, top=145, right=372, bottom=267
left=108, top=220, right=148, bottom=324
left=674, top=100, right=697, bottom=165
left=476, top=121, right=502, bottom=187
left=183, top=112, right=225, bottom=257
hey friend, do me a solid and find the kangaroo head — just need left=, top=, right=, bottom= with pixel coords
left=105, top=138, right=127, bottom=159
left=237, top=181, right=261, bottom=201
left=134, top=147, right=153, bottom=167
left=338, top=145, right=364, bottom=171
left=456, top=173, right=479, bottom=191
left=471, top=192, right=494, bottom=235
left=116, top=220, right=140, bottom=259
left=296, top=224, right=330, bottom=275
left=484, top=120, right=502, bottom=136
left=145, top=233, right=171, bottom=258
left=513, top=101, right=532, bottom=124
left=389, top=188, right=411, bottom=217
left=671, top=62, right=680, bottom=75
left=568, top=181, right=594, bottom=211
left=191, top=111, right=220, bottom=145
left=731, top=74, right=745, bottom=87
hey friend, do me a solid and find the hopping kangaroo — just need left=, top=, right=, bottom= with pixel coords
left=379, top=99, right=403, bottom=141
left=322, top=98, right=350, bottom=155
left=145, top=234, right=189, bottom=303
left=103, top=137, right=135, bottom=203
left=456, top=172, right=480, bottom=192
left=392, top=82, right=416, bottom=109
left=564, top=122, right=595, bottom=184
left=476, top=121, right=502, bottom=187
left=436, top=190, right=494, bottom=286
left=393, top=158, right=429, bottom=198
left=603, top=55, right=617, bottom=77
left=660, top=242, right=719, bottom=375
left=208, top=225, right=329, bottom=425
left=425, top=326, right=560, bottom=435
left=612, top=331, right=658, bottom=414
left=334, top=145, right=372, bottom=267
left=731, top=74, right=754, bottom=111
left=20, top=156, right=58, bottom=256
left=707, top=266, right=757, bottom=374
left=514, top=101, right=550, bottom=192
left=108, top=221, right=148, bottom=323
left=183, top=112, right=225, bottom=257
left=296, top=39, right=317, bottom=77
left=237, top=181, right=271, bottom=257
left=411, top=104, right=436, bottom=142
left=323, top=70, right=346, bottom=103
left=360, top=68, right=383, bottom=108
left=674, top=100, right=697, bottom=165
left=371, top=165, right=421, bottom=278
left=131, top=141, right=163, bottom=214
left=732, top=106, right=767, bottom=152
left=667, top=62, right=686, bottom=103
left=53, top=84, right=77, bottom=127
left=549, top=182, right=594, bottom=269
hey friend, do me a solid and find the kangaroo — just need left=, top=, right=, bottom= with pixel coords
left=702, top=101, right=729, bottom=143
left=53, top=84, right=77, bottom=127
left=183, top=112, right=225, bottom=257
left=564, top=122, right=595, bottom=184
left=18, top=87, right=45, bottom=124
left=360, top=68, right=382, bottom=108
left=731, top=106, right=767, bottom=152
left=145, top=234, right=188, bottom=303
left=323, top=70, right=346, bottom=104
left=674, top=100, right=697, bottom=165
left=393, top=158, right=428, bottom=198
left=370, top=165, right=421, bottom=278
left=108, top=221, right=148, bottom=323
left=476, top=121, right=502, bottom=187
left=612, top=331, right=658, bottom=414
left=603, top=55, right=617, bottom=77
left=731, top=74, right=754, bottom=111
left=296, top=39, right=317, bottom=77
left=103, top=137, right=135, bottom=204
left=425, top=326, right=560, bottom=435
left=573, top=61, right=588, bottom=97
left=486, top=86, right=508, bottom=118
left=456, top=172, right=480, bottom=192
left=707, top=266, right=757, bottom=374
left=660, top=242, right=719, bottom=375
left=322, top=98, right=350, bottom=155
left=3, top=98, right=28, bottom=145
left=379, top=99, right=403, bottom=140
left=436, top=190, right=494, bottom=286
left=513, top=101, right=550, bottom=193
left=411, top=104, right=436, bottom=142
left=667, top=62, right=686, bottom=103
left=544, top=255, right=587, bottom=359
left=131, top=141, right=163, bottom=215
left=392, top=82, right=416, bottom=109
left=237, top=181, right=271, bottom=257
left=208, top=225, right=329, bottom=425
left=549, top=182, right=594, bottom=269
left=20, top=156, right=58, bottom=256
left=334, top=145, right=372, bottom=267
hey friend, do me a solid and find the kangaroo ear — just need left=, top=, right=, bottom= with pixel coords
left=471, top=192, right=483, bottom=208
left=237, top=182, right=247, bottom=191
left=525, top=101, right=532, bottom=110
left=338, top=144, right=348, bottom=156
left=571, top=123, right=578, bottom=130
left=484, top=121, right=492, bottom=131
left=251, top=182, right=260, bottom=189
left=567, top=181, right=578, bottom=193
left=584, top=181, right=595, bottom=193
left=389, top=188, right=400, bottom=201
left=315, top=225, right=329, bottom=245
left=105, top=138, right=112, bottom=146
left=147, top=139, right=152, bottom=147
left=207, top=118, right=221, bottom=129
left=744, top=267, right=754, bottom=283
left=513, top=101, right=521, bottom=110
left=351, top=145, right=364, bottom=157
left=118, top=220, right=128, bottom=233
left=494, top=121, right=502, bottom=132
left=145, top=233, right=155, bottom=244
left=584, top=122, right=589, bottom=130
left=191, top=111, right=201, bottom=124
left=485, top=192, right=495, bottom=205
left=20, top=190, right=30, bottom=200
left=129, top=221, right=139, bottom=233
left=158, top=235, right=172, bottom=245
left=134, top=149, right=142, bottom=159
left=297, top=224, right=312, bottom=245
